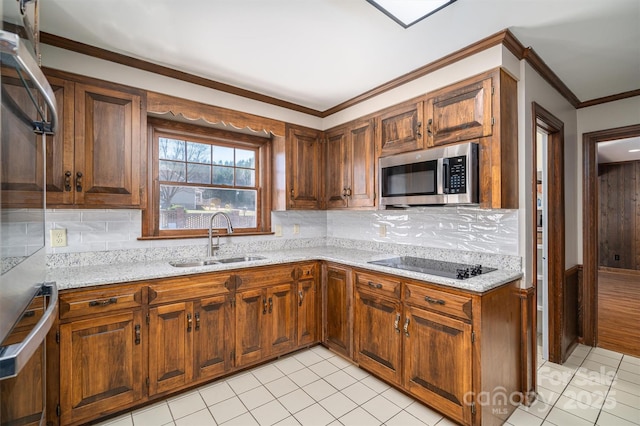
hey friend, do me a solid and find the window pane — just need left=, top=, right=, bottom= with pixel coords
left=159, top=160, right=186, bottom=182
left=187, top=142, right=212, bottom=164
left=159, top=185, right=257, bottom=230
left=159, top=138, right=185, bottom=161
left=213, top=165, right=234, bottom=185
left=187, top=163, right=211, bottom=184
left=236, top=149, right=255, bottom=169
left=236, top=168, right=255, bottom=187
left=212, top=146, right=234, bottom=166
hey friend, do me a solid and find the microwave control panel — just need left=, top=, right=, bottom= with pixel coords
left=445, top=156, right=467, bottom=194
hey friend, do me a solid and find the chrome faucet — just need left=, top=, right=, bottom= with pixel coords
left=207, top=212, right=234, bottom=257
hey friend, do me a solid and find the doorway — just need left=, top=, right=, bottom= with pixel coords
left=582, top=124, right=640, bottom=355
left=532, top=103, right=577, bottom=365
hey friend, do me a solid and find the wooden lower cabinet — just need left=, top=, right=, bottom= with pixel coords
left=352, top=268, right=522, bottom=426
left=403, top=305, right=472, bottom=425
left=297, top=278, right=318, bottom=346
left=322, top=263, right=353, bottom=358
left=195, top=295, right=234, bottom=379
left=59, top=310, right=144, bottom=426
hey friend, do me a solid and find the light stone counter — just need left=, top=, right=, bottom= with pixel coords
left=47, top=245, right=522, bottom=294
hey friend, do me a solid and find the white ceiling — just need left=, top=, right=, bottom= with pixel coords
left=38, top=0, right=640, bottom=113
left=597, top=136, right=640, bottom=164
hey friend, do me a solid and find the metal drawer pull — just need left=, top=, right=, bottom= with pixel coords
left=88, top=297, right=117, bottom=307
left=187, top=313, right=192, bottom=332
left=299, top=290, right=304, bottom=306
left=134, top=324, right=141, bottom=345
left=394, top=313, right=401, bottom=333
left=268, top=297, right=273, bottom=314
left=368, top=281, right=383, bottom=289
left=427, top=118, right=433, bottom=136
left=263, top=297, right=267, bottom=315
left=195, top=312, right=200, bottom=331
left=403, top=317, right=410, bottom=337
left=416, top=121, right=422, bottom=138
left=425, top=296, right=445, bottom=305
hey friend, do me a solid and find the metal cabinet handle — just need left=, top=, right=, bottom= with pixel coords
left=425, top=296, right=445, bottom=305
left=268, top=297, right=273, bottom=314
left=135, top=324, right=141, bottom=345
left=263, top=296, right=267, bottom=315
left=187, top=313, right=192, bottom=332
left=346, top=187, right=352, bottom=197
left=75, top=171, right=83, bottom=192
left=394, top=313, right=401, bottom=333
left=299, top=290, right=304, bottom=307
left=404, top=317, right=410, bottom=337
left=368, top=281, right=383, bottom=289
left=427, top=118, right=433, bottom=136
left=195, top=312, right=200, bottom=331
left=88, top=297, right=117, bottom=307
left=64, top=171, right=72, bottom=191
left=342, top=188, right=347, bottom=197
left=416, top=121, right=422, bottom=138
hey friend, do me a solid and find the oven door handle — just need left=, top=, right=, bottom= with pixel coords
left=0, top=283, right=58, bottom=380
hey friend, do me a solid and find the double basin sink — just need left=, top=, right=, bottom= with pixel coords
left=169, top=255, right=266, bottom=268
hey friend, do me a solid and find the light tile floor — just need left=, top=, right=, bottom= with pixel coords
left=96, top=344, right=639, bottom=426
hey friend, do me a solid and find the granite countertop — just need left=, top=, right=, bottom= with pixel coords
left=47, top=246, right=522, bottom=294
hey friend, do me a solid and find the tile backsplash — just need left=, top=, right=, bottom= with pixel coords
left=46, top=207, right=518, bottom=256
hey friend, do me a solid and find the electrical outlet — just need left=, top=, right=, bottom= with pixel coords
left=274, top=224, right=283, bottom=237
left=293, top=224, right=300, bottom=235
left=379, top=224, right=387, bottom=238
left=50, top=229, right=67, bottom=247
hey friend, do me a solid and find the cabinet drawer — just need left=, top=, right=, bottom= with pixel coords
left=148, top=273, right=231, bottom=305
left=234, top=265, right=296, bottom=291
left=356, top=271, right=400, bottom=298
left=404, top=283, right=472, bottom=321
left=59, top=284, right=143, bottom=320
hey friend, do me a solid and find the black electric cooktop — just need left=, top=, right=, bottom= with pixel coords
left=367, top=256, right=496, bottom=280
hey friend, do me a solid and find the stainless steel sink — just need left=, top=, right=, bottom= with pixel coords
left=169, top=255, right=265, bottom=267
left=215, top=255, right=266, bottom=264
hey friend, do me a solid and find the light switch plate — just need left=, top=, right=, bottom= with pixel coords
left=293, top=224, right=300, bottom=234
left=274, top=224, right=283, bottom=237
left=379, top=224, right=387, bottom=238
left=50, top=229, right=67, bottom=247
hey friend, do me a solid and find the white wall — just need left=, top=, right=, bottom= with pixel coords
left=575, top=96, right=640, bottom=263
left=518, top=62, right=579, bottom=287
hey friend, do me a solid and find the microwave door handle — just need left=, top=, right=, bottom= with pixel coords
left=0, top=283, right=58, bottom=380
left=442, top=158, right=450, bottom=194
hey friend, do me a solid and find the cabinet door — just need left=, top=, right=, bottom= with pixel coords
left=403, top=305, right=472, bottom=425
left=425, top=77, right=492, bottom=147
left=235, top=288, right=267, bottom=366
left=0, top=74, right=73, bottom=207
left=287, top=126, right=322, bottom=209
left=347, top=119, right=376, bottom=208
left=378, top=102, right=424, bottom=156
left=194, top=295, right=233, bottom=380
left=266, top=283, right=296, bottom=356
left=323, top=265, right=353, bottom=358
left=149, top=302, right=193, bottom=396
left=297, top=278, right=317, bottom=346
left=74, top=83, right=143, bottom=207
left=59, top=311, right=144, bottom=425
left=354, top=289, right=402, bottom=385
left=324, top=128, right=348, bottom=209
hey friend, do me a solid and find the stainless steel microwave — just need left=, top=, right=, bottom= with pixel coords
left=378, top=142, right=479, bottom=207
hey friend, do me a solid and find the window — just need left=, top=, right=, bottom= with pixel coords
left=143, top=118, right=271, bottom=238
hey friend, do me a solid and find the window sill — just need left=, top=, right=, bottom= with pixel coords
left=138, top=231, right=275, bottom=241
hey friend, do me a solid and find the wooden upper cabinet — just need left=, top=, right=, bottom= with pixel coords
left=324, top=119, right=376, bottom=209
left=74, top=83, right=144, bottom=207
left=425, top=76, right=493, bottom=147
left=377, top=101, right=425, bottom=157
left=286, top=125, right=323, bottom=209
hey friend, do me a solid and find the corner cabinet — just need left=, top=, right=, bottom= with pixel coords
left=322, top=263, right=353, bottom=358
left=42, top=69, right=147, bottom=209
left=285, top=124, right=323, bottom=209
left=324, top=119, right=376, bottom=209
